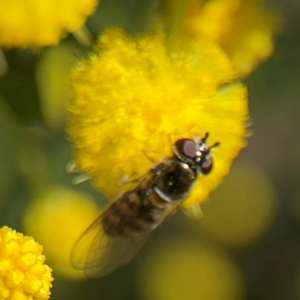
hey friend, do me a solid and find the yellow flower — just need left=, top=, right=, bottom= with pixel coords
left=67, top=28, right=248, bottom=211
left=0, top=226, right=53, bottom=300
left=0, top=0, right=98, bottom=48
left=163, top=0, right=278, bottom=76
left=199, top=159, right=277, bottom=249
left=136, top=239, right=245, bottom=300
left=23, top=186, right=100, bottom=280
left=36, top=41, right=81, bottom=130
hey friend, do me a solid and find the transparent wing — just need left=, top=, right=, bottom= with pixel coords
left=71, top=213, right=153, bottom=278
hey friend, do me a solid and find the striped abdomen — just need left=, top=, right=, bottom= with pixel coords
left=102, top=187, right=173, bottom=238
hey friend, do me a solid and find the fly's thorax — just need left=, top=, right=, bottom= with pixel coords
left=154, top=159, right=196, bottom=202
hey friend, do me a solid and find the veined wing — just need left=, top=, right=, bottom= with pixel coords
left=71, top=212, right=153, bottom=278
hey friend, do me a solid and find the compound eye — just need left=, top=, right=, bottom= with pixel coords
left=201, top=157, right=213, bottom=174
left=174, top=139, right=196, bottom=159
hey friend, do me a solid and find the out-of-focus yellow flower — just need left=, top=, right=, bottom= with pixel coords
left=0, top=0, right=98, bottom=48
left=200, top=159, right=277, bottom=248
left=67, top=28, right=248, bottom=211
left=136, top=239, right=245, bottom=300
left=0, top=226, right=53, bottom=300
left=162, top=0, right=278, bottom=76
left=36, top=42, right=81, bottom=130
left=23, top=186, right=100, bottom=279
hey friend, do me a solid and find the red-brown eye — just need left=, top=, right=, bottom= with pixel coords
left=201, top=158, right=213, bottom=174
left=174, top=139, right=196, bottom=159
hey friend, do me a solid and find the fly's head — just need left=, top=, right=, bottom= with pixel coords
left=172, top=133, right=219, bottom=175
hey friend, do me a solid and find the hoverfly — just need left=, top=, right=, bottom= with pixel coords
left=71, top=133, right=219, bottom=278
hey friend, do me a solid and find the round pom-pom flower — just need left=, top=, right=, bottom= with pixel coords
left=67, top=28, right=249, bottom=212
left=0, top=226, right=53, bottom=300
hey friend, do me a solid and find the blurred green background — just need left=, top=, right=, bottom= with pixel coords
left=1, top=0, right=300, bottom=299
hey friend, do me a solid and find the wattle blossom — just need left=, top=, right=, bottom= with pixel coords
left=67, top=28, right=248, bottom=213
